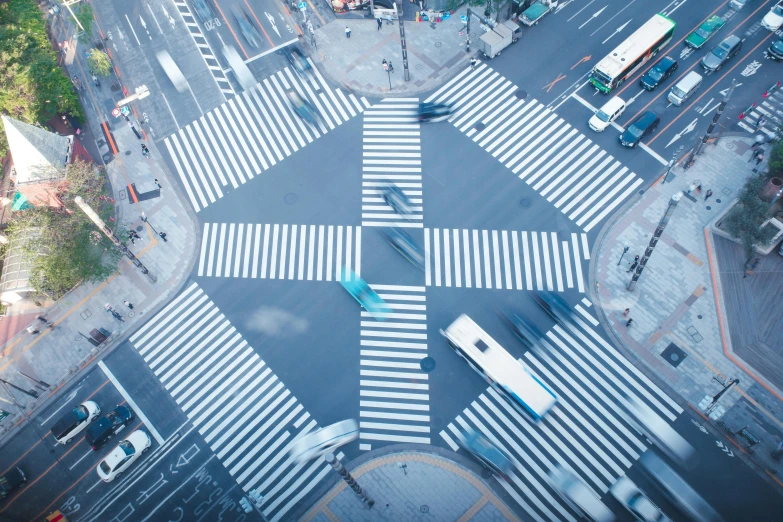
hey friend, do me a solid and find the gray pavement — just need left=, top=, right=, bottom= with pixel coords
left=300, top=449, right=520, bottom=522
left=592, top=135, right=783, bottom=478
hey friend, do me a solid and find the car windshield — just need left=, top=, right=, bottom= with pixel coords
left=595, top=110, right=610, bottom=122
left=99, top=461, right=112, bottom=474
left=774, top=6, right=783, bottom=16
left=119, top=440, right=135, bottom=456
left=627, top=124, right=645, bottom=138
left=75, top=405, right=89, bottom=421
left=695, top=28, right=711, bottom=38
left=713, top=46, right=729, bottom=58
left=648, top=68, right=663, bottom=81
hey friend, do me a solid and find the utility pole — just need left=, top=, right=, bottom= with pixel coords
left=706, top=378, right=739, bottom=414
left=627, top=192, right=683, bottom=291
left=324, top=453, right=374, bottom=508
left=382, top=59, right=392, bottom=90
left=616, top=246, right=629, bottom=266
left=685, top=79, right=737, bottom=167
left=662, top=145, right=684, bottom=184
left=75, top=196, right=157, bottom=283
left=395, top=2, right=410, bottom=82
left=61, top=0, right=87, bottom=34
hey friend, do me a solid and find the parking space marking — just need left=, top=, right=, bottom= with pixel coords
left=70, top=448, right=95, bottom=470
left=98, top=361, right=164, bottom=445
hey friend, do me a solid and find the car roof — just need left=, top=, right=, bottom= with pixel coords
left=657, top=56, right=676, bottom=68
left=635, top=111, right=658, bottom=125
left=720, top=34, right=741, bottom=46
left=702, top=15, right=724, bottom=29
left=600, top=96, right=625, bottom=111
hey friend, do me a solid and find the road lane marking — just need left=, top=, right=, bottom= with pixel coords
left=70, top=448, right=95, bottom=470
left=98, top=361, right=164, bottom=445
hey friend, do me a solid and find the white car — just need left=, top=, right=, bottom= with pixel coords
left=51, top=401, right=100, bottom=444
left=289, top=419, right=359, bottom=464
left=610, top=476, right=670, bottom=522
left=97, top=430, right=151, bottom=482
left=763, top=1, right=783, bottom=31
left=589, top=96, right=626, bottom=132
left=549, top=466, right=615, bottom=522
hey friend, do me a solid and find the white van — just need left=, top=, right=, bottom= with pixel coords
left=668, top=71, right=702, bottom=106
left=589, top=96, right=626, bottom=132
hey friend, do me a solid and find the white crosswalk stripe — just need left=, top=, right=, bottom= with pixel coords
left=129, top=282, right=339, bottom=522
left=738, top=87, right=783, bottom=136
left=425, top=229, right=588, bottom=293
left=164, top=63, right=370, bottom=212
left=440, top=301, right=683, bottom=520
left=362, top=99, right=424, bottom=228
left=425, top=64, right=644, bottom=232
left=197, top=223, right=362, bottom=281
left=359, top=285, right=430, bottom=450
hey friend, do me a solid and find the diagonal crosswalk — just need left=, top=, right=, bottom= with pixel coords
left=425, top=229, right=589, bottom=293
left=197, top=223, right=362, bottom=281
left=359, top=285, right=430, bottom=449
left=425, top=64, right=644, bottom=233
left=362, top=99, right=424, bottom=228
left=129, top=282, right=339, bottom=522
left=439, top=299, right=683, bottom=521
left=164, top=62, right=370, bottom=212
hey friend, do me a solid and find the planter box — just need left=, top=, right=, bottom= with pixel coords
left=710, top=198, right=783, bottom=255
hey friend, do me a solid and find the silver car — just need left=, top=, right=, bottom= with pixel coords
left=610, top=476, right=670, bottom=522
left=289, top=419, right=359, bottom=464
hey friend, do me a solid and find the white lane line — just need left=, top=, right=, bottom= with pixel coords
left=69, top=448, right=94, bottom=470
left=98, top=361, right=164, bottom=445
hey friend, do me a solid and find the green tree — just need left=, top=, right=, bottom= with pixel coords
left=87, top=49, right=111, bottom=77
left=75, top=3, right=94, bottom=44
left=722, top=175, right=775, bottom=265
left=766, top=138, right=783, bottom=177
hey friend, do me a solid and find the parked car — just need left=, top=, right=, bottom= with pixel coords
left=685, top=15, right=725, bottom=49
left=382, top=228, right=425, bottom=270
left=610, top=476, right=670, bottom=522
left=86, top=405, right=134, bottom=451
left=418, top=102, right=452, bottom=123
left=768, top=39, right=783, bottom=61
left=589, top=96, right=626, bottom=132
left=381, top=184, right=413, bottom=215
left=641, top=56, right=678, bottom=90
left=619, top=111, right=660, bottom=148
left=288, top=419, right=359, bottom=464
left=702, top=35, right=742, bottom=72
left=51, top=401, right=100, bottom=444
left=763, top=1, right=783, bottom=31
left=97, top=430, right=151, bottom=483
left=458, top=430, right=514, bottom=480
left=0, top=467, right=26, bottom=501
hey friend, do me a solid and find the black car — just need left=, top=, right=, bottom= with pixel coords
left=768, top=39, right=783, bottom=61
left=640, top=56, right=678, bottom=90
left=86, top=405, right=134, bottom=450
left=497, top=309, right=545, bottom=349
left=0, top=467, right=26, bottom=500
left=417, top=102, right=452, bottom=123
left=530, top=291, right=573, bottom=328
left=619, top=111, right=660, bottom=148
left=382, top=228, right=425, bottom=269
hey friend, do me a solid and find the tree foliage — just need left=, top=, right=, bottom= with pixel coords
left=766, top=138, right=783, bottom=177
left=3, top=159, right=120, bottom=299
left=87, top=49, right=111, bottom=77
left=0, top=0, right=84, bottom=158
left=75, top=3, right=94, bottom=44
left=722, top=174, right=775, bottom=264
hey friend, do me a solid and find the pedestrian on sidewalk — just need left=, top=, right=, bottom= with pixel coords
left=388, top=60, right=394, bottom=73
left=128, top=233, right=136, bottom=245
left=622, top=308, right=630, bottom=317
left=377, top=17, right=382, bottom=30
left=141, top=144, right=150, bottom=157
left=755, top=153, right=764, bottom=166
left=626, top=318, right=633, bottom=327
left=154, top=178, right=162, bottom=190
left=750, top=148, right=764, bottom=162
left=105, top=303, right=113, bottom=312
left=704, top=189, right=713, bottom=201
left=627, top=255, right=639, bottom=273
left=159, top=232, right=168, bottom=242
left=345, top=26, right=351, bottom=38
left=124, top=300, right=134, bottom=310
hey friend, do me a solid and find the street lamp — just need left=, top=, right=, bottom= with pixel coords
left=382, top=59, right=391, bottom=90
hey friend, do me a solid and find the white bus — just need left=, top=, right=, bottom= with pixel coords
left=590, top=14, right=676, bottom=94
left=440, top=314, right=557, bottom=421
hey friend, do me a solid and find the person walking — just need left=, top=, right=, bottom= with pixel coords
left=627, top=255, right=639, bottom=273
left=622, top=308, right=630, bottom=318
left=704, top=189, right=713, bottom=201
left=377, top=17, right=382, bottom=30
left=154, top=178, right=162, bottom=189
left=159, top=232, right=168, bottom=242
left=124, top=300, right=134, bottom=310
left=141, top=144, right=150, bottom=157
left=470, top=57, right=478, bottom=70
left=755, top=153, right=764, bottom=166
left=387, top=60, right=394, bottom=73
left=626, top=318, right=633, bottom=327
left=345, top=26, right=351, bottom=38
left=128, top=232, right=136, bottom=245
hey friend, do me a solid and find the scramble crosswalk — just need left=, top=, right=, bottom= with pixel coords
left=362, top=99, right=424, bottom=228
left=197, top=223, right=362, bottom=281
left=359, top=285, right=430, bottom=449
left=129, top=282, right=338, bottom=522
left=425, top=64, right=644, bottom=233
left=164, top=63, right=369, bottom=213
left=425, top=229, right=589, bottom=293
left=738, top=85, right=783, bottom=136
left=439, top=299, right=683, bottom=521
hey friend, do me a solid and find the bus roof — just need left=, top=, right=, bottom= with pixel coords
left=443, top=315, right=557, bottom=419
left=594, top=14, right=676, bottom=78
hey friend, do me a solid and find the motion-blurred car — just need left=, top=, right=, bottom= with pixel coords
left=51, top=401, right=100, bottom=445
left=531, top=291, right=572, bottom=327
left=381, top=184, right=413, bottom=215
left=417, top=102, right=452, bottom=123
left=285, top=46, right=312, bottom=77
left=763, top=1, right=783, bottom=31
left=458, top=430, right=514, bottom=480
left=589, top=96, right=626, bottom=132
left=640, top=56, right=678, bottom=91
left=86, top=405, right=134, bottom=451
left=684, top=15, right=725, bottom=49
left=192, top=0, right=214, bottom=22
left=729, top=0, right=748, bottom=10
left=97, top=430, right=151, bottom=483
left=0, top=467, right=26, bottom=501
left=701, top=35, right=742, bottom=72
left=497, top=309, right=545, bottom=349
left=340, top=267, right=391, bottom=318
left=156, top=50, right=188, bottom=92
left=622, top=396, right=696, bottom=468
left=549, top=466, right=615, bottom=522
left=233, top=8, right=262, bottom=48
left=286, top=89, right=319, bottom=125
left=619, top=111, right=659, bottom=148
left=382, top=228, right=425, bottom=269
left=289, top=419, right=359, bottom=464
left=610, top=476, right=670, bottom=522
left=768, top=39, right=783, bottom=61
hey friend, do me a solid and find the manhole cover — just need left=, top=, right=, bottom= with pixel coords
left=474, top=122, right=486, bottom=132
left=135, top=226, right=143, bottom=232
left=420, top=505, right=429, bottom=513
left=715, top=198, right=722, bottom=203
left=127, top=311, right=135, bottom=318
left=416, top=64, right=423, bottom=70
left=125, top=150, right=132, bottom=156
left=420, top=357, right=436, bottom=372
left=435, top=41, right=442, bottom=47
left=515, top=89, right=527, bottom=99
left=519, top=198, right=531, bottom=208
left=661, top=343, right=687, bottom=368
left=706, top=206, right=711, bottom=210
left=284, top=193, right=298, bottom=205
left=697, top=314, right=703, bottom=319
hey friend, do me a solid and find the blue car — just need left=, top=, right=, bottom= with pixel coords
left=459, top=430, right=514, bottom=480
left=340, top=267, right=390, bottom=319
left=497, top=309, right=545, bottom=349
left=531, top=291, right=572, bottom=328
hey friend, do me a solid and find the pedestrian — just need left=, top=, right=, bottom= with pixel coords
left=382, top=59, right=388, bottom=72
left=105, top=303, right=113, bottom=312
left=750, top=148, right=764, bottom=162
left=388, top=60, right=394, bottom=73
left=695, top=184, right=702, bottom=195
left=627, top=255, right=639, bottom=273
left=123, top=300, right=134, bottom=310
left=704, top=189, right=713, bottom=201
left=622, top=308, right=630, bottom=317
left=345, top=26, right=351, bottom=38
left=131, top=230, right=141, bottom=240
left=36, top=315, right=48, bottom=323
left=141, top=144, right=150, bottom=157
left=159, top=232, right=168, bottom=242
left=626, top=318, right=633, bottom=327
left=26, top=326, right=40, bottom=335
left=755, top=153, right=764, bottom=166
left=128, top=233, right=136, bottom=245
left=377, top=17, right=382, bottom=30
left=154, top=178, right=162, bottom=189
left=470, top=57, right=478, bottom=70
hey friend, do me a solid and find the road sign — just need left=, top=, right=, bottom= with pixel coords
left=298, top=1, right=306, bottom=10
left=120, top=106, right=131, bottom=116
left=112, top=108, right=121, bottom=117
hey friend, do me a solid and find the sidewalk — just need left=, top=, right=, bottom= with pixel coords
left=591, top=135, right=783, bottom=478
left=300, top=449, right=520, bottom=521
left=310, top=6, right=474, bottom=96
left=0, top=13, right=198, bottom=440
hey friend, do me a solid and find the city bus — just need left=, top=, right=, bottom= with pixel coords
left=440, top=314, right=557, bottom=421
left=590, top=14, right=676, bottom=94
